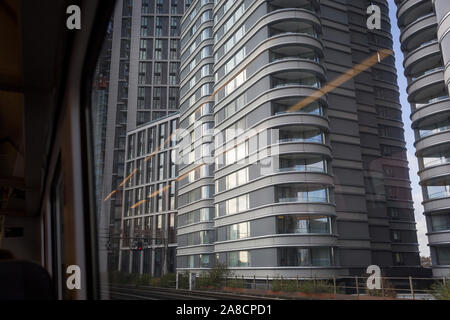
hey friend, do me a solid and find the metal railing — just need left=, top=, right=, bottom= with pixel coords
left=176, top=273, right=449, bottom=300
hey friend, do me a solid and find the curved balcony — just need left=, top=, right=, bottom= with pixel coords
left=268, top=0, right=320, bottom=12
left=415, top=130, right=450, bottom=156
left=428, top=231, right=450, bottom=247
left=269, top=43, right=323, bottom=64
left=275, top=141, right=332, bottom=159
left=215, top=172, right=334, bottom=205
left=397, top=0, right=434, bottom=28
left=269, top=60, right=326, bottom=84
left=411, top=97, right=450, bottom=124
left=266, top=9, right=322, bottom=38
left=264, top=113, right=329, bottom=132
left=403, top=41, right=441, bottom=77
left=406, top=69, right=445, bottom=103
left=400, top=13, right=437, bottom=52
left=214, top=234, right=338, bottom=254
left=264, top=33, right=324, bottom=58
left=419, top=163, right=450, bottom=185
left=215, top=200, right=336, bottom=229
left=423, top=180, right=450, bottom=214
left=423, top=196, right=450, bottom=214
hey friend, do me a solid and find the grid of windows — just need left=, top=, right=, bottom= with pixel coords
left=121, top=114, right=179, bottom=275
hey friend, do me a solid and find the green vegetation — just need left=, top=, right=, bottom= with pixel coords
left=108, top=271, right=187, bottom=288
left=195, top=263, right=233, bottom=289
left=430, top=281, right=450, bottom=300
left=271, top=277, right=336, bottom=294
left=365, top=279, right=397, bottom=298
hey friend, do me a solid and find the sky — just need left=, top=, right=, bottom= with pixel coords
left=387, top=0, right=429, bottom=257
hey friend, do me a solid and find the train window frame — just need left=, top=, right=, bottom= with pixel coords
left=79, top=0, right=118, bottom=300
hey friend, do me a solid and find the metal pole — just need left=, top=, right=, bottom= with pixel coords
left=176, top=272, right=179, bottom=290
left=409, top=276, right=414, bottom=300
left=253, top=275, right=256, bottom=290
left=266, top=275, right=269, bottom=290
left=189, top=272, right=193, bottom=291
left=333, top=276, right=336, bottom=298
left=355, top=276, right=359, bottom=296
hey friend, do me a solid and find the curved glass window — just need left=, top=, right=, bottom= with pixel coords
left=278, top=155, right=327, bottom=173
left=419, top=119, right=450, bottom=138
left=275, top=184, right=330, bottom=203
left=426, top=184, right=450, bottom=200
left=276, top=215, right=331, bottom=234
left=431, top=213, right=450, bottom=232
left=278, top=247, right=333, bottom=266
left=276, top=127, right=325, bottom=144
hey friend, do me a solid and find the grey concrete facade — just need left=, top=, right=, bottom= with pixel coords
left=177, top=0, right=420, bottom=278
left=396, top=0, right=450, bottom=277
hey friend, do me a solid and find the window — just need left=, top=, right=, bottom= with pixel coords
left=436, top=247, right=450, bottom=265
left=227, top=251, right=249, bottom=267
left=392, top=230, right=401, bottom=242
left=276, top=216, right=331, bottom=234
left=278, top=247, right=333, bottom=266
left=431, top=213, right=450, bottom=231
left=228, top=222, right=250, bottom=240
left=393, top=253, right=404, bottom=266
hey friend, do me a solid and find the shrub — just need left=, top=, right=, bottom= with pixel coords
left=299, top=280, right=334, bottom=294
left=148, top=277, right=161, bottom=287
left=227, top=279, right=245, bottom=288
left=365, top=279, right=397, bottom=298
left=160, top=273, right=177, bottom=288
left=430, top=281, right=450, bottom=300
left=195, top=272, right=212, bottom=289
left=271, top=278, right=297, bottom=292
left=209, top=263, right=233, bottom=288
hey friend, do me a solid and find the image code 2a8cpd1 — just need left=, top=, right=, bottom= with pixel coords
left=176, top=304, right=272, bottom=317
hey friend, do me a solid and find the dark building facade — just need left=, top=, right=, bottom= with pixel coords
left=176, top=0, right=421, bottom=278
left=395, top=0, right=450, bottom=277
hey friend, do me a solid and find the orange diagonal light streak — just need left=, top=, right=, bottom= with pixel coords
left=104, top=190, right=116, bottom=201
left=106, top=49, right=393, bottom=205
left=288, top=49, right=393, bottom=112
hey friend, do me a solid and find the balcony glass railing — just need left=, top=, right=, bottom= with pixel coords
left=278, top=164, right=326, bottom=173
left=277, top=196, right=329, bottom=203
left=271, top=55, right=321, bottom=64
left=272, top=80, right=321, bottom=89
left=417, top=38, right=438, bottom=50
left=427, top=187, right=450, bottom=200
left=278, top=134, right=324, bottom=144
left=415, top=95, right=449, bottom=109
left=269, top=27, right=318, bottom=39
left=423, top=156, right=450, bottom=168
left=411, top=66, right=444, bottom=81
left=432, top=216, right=450, bottom=232
left=276, top=187, right=329, bottom=203
left=419, top=124, right=450, bottom=138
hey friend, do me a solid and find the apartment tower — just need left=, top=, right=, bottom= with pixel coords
left=395, top=0, right=450, bottom=277
left=176, top=0, right=421, bottom=278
